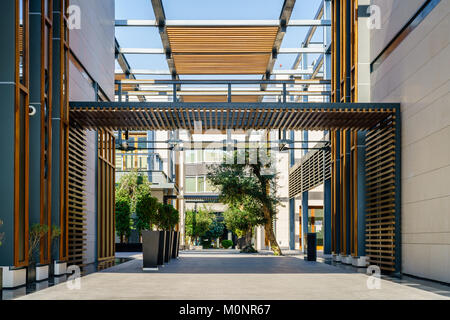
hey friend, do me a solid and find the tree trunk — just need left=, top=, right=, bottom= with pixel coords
left=245, top=227, right=253, bottom=248
left=263, top=207, right=282, bottom=255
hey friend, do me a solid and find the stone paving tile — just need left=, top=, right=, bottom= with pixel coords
left=17, top=251, right=450, bottom=300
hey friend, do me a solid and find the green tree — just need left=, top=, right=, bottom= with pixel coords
left=185, top=207, right=213, bottom=245
left=157, top=203, right=179, bottom=231
left=135, top=192, right=159, bottom=238
left=28, top=224, right=49, bottom=264
left=223, top=197, right=266, bottom=250
left=116, top=170, right=152, bottom=213
left=115, top=195, right=132, bottom=243
left=207, top=150, right=282, bottom=255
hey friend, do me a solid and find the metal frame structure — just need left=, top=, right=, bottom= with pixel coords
left=109, top=0, right=402, bottom=275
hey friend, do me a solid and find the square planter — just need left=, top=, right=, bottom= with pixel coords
left=157, top=230, right=166, bottom=266
left=26, top=265, right=36, bottom=284
left=1, top=267, right=26, bottom=289
left=54, top=261, right=67, bottom=276
left=142, top=230, right=160, bottom=270
left=171, top=232, right=178, bottom=259
left=36, top=264, right=49, bottom=282
left=164, top=231, right=173, bottom=263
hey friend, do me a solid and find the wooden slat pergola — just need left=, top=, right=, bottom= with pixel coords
left=69, top=102, right=398, bottom=132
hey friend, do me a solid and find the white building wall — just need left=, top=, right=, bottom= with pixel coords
left=370, top=0, right=450, bottom=283
left=274, top=140, right=290, bottom=249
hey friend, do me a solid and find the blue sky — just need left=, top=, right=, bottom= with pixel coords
left=115, top=0, right=324, bottom=78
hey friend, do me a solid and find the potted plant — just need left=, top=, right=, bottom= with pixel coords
left=157, top=204, right=179, bottom=262
left=28, top=224, right=50, bottom=283
left=135, top=192, right=160, bottom=270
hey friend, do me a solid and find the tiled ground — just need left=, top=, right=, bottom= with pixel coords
left=17, top=250, right=450, bottom=300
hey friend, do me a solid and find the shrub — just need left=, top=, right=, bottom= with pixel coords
left=221, top=239, right=233, bottom=249
left=157, top=203, right=179, bottom=231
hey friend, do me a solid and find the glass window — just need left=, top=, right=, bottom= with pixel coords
left=204, top=149, right=216, bottom=162
left=115, top=155, right=123, bottom=169
left=125, top=155, right=133, bottom=169
left=197, top=150, right=204, bottom=163
left=185, top=177, right=196, bottom=193
left=197, top=176, right=205, bottom=192
left=137, top=156, right=147, bottom=169
left=185, top=150, right=196, bottom=163
left=137, top=137, right=146, bottom=149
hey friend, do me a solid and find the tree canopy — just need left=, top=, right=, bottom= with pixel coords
left=135, top=192, right=159, bottom=235
left=115, top=194, right=132, bottom=243
left=157, top=203, right=179, bottom=231
left=207, top=149, right=282, bottom=255
left=185, top=207, right=213, bottom=244
left=116, top=170, right=152, bottom=213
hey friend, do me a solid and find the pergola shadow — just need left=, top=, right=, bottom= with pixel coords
left=101, top=252, right=355, bottom=275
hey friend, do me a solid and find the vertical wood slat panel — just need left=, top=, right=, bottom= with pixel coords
left=365, top=118, right=397, bottom=272
left=97, top=129, right=116, bottom=262
left=68, top=127, right=87, bottom=266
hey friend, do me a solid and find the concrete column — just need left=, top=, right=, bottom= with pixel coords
left=255, top=226, right=265, bottom=251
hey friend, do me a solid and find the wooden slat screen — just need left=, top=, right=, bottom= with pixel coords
left=68, top=127, right=87, bottom=266
left=70, top=106, right=394, bottom=132
left=364, top=116, right=397, bottom=272
left=289, top=144, right=331, bottom=198
left=97, top=128, right=116, bottom=262
left=167, top=26, right=278, bottom=75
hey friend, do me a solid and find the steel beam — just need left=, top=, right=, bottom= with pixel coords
left=114, top=79, right=331, bottom=85
left=151, top=0, right=178, bottom=80
left=114, top=69, right=315, bottom=76
left=262, top=0, right=296, bottom=90
left=119, top=47, right=325, bottom=55
left=118, top=48, right=165, bottom=54
left=115, top=19, right=331, bottom=27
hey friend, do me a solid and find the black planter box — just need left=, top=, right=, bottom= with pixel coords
left=306, top=233, right=317, bottom=261
left=26, top=265, right=36, bottom=284
left=142, top=230, right=160, bottom=270
left=177, top=231, right=181, bottom=256
left=157, top=231, right=166, bottom=265
left=164, top=231, right=173, bottom=263
left=171, top=232, right=179, bottom=259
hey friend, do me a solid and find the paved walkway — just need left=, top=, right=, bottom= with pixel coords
left=18, top=250, right=449, bottom=300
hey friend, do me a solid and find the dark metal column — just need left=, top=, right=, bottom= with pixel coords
left=28, top=0, right=43, bottom=263
left=356, top=132, right=367, bottom=258
left=301, top=192, right=308, bottom=254
left=50, top=0, right=63, bottom=261
left=289, top=198, right=296, bottom=250
left=0, top=0, right=17, bottom=267
left=394, top=106, right=402, bottom=276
